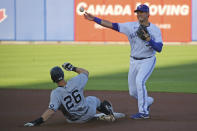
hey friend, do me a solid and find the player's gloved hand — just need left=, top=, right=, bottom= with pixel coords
left=24, top=117, right=44, bottom=127
left=62, top=63, right=76, bottom=71
left=136, top=25, right=150, bottom=41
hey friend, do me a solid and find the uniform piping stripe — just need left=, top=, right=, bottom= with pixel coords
left=142, top=57, right=156, bottom=113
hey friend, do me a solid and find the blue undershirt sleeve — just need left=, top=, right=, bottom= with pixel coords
left=94, top=17, right=119, bottom=32
left=148, top=39, right=163, bottom=52
left=112, top=23, right=119, bottom=32
left=93, top=17, right=101, bottom=24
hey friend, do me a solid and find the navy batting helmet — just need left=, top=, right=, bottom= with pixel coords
left=50, top=66, right=64, bottom=83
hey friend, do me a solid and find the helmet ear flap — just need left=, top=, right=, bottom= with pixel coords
left=50, top=66, right=64, bottom=83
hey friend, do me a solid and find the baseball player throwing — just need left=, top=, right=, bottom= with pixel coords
left=24, top=63, right=116, bottom=126
left=84, top=4, right=163, bottom=119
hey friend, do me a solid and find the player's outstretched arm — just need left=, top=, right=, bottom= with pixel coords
left=24, top=109, right=55, bottom=127
left=75, top=67, right=89, bottom=76
left=84, top=12, right=119, bottom=31
left=41, top=109, right=55, bottom=121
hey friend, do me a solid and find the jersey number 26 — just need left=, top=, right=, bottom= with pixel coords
left=64, top=89, right=82, bottom=110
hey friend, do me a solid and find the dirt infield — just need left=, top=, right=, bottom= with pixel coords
left=0, top=89, right=197, bottom=131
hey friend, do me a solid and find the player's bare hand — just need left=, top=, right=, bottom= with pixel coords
left=24, top=122, right=35, bottom=127
left=84, top=12, right=94, bottom=21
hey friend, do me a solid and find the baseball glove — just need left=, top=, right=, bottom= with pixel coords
left=136, top=25, right=150, bottom=41
left=62, top=62, right=76, bottom=71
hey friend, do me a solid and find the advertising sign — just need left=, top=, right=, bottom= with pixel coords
left=75, top=0, right=191, bottom=42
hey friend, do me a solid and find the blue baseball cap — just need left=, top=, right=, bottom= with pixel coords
left=134, top=4, right=149, bottom=12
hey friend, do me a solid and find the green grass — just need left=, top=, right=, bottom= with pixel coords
left=0, top=44, right=197, bottom=93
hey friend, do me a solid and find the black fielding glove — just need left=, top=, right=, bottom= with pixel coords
left=136, top=25, right=150, bottom=41
left=62, top=62, right=77, bottom=71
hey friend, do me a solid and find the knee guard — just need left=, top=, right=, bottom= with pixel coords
left=97, top=100, right=113, bottom=115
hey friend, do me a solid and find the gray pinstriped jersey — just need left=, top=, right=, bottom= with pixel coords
left=118, top=22, right=162, bottom=58
left=48, top=73, right=89, bottom=121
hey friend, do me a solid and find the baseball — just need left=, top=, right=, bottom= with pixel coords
left=79, top=7, right=84, bottom=12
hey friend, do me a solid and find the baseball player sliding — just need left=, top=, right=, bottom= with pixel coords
left=24, top=63, right=125, bottom=127
left=84, top=4, right=163, bottom=119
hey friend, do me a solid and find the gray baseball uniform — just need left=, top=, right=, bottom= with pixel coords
left=48, top=73, right=101, bottom=123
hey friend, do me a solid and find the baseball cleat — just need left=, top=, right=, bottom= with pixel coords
left=97, top=114, right=116, bottom=122
left=130, top=113, right=150, bottom=119
left=95, top=112, right=125, bottom=120
left=96, top=100, right=116, bottom=121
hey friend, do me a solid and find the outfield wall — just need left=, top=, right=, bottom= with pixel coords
left=0, top=0, right=74, bottom=41
left=0, top=0, right=196, bottom=42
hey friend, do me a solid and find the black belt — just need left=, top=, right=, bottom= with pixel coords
left=131, top=56, right=152, bottom=60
